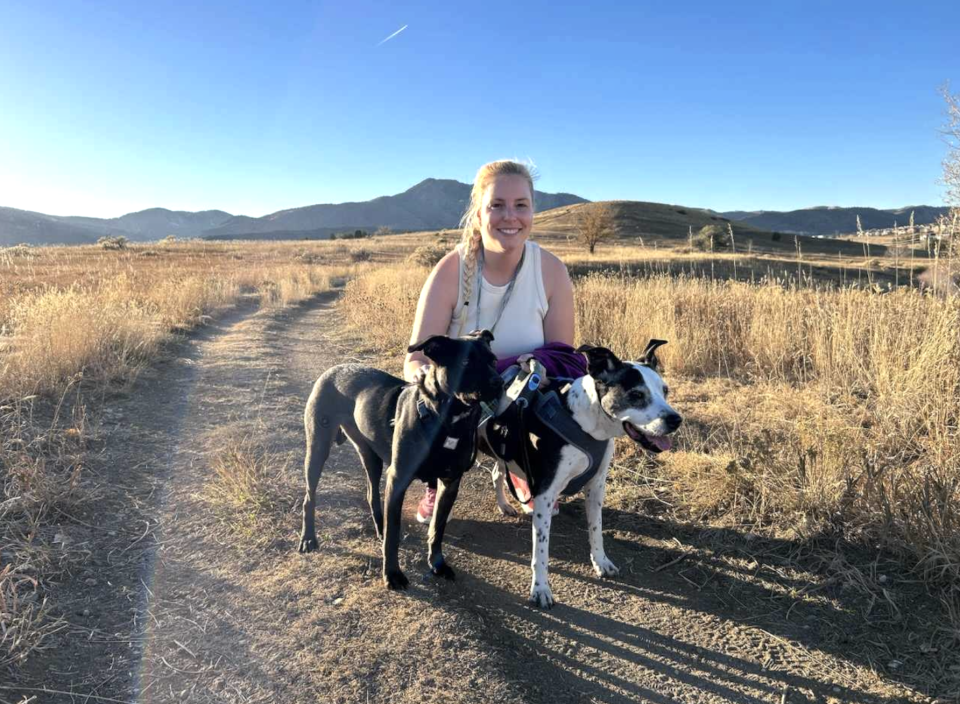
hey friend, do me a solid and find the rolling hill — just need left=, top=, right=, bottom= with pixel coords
left=0, top=206, right=105, bottom=247
left=0, top=207, right=234, bottom=246
left=721, top=205, right=951, bottom=236
left=64, top=208, right=234, bottom=239
left=535, top=201, right=889, bottom=257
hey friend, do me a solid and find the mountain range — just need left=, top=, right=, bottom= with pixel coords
left=0, top=179, right=586, bottom=247
left=204, top=179, right=586, bottom=239
left=721, top=205, right=951, bottom=236
left=0, top=177, right=951, bottom=247
left=0, top=206, right=234, bottom=247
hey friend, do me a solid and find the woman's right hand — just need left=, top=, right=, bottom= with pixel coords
left=412, top=363, right=433, bottom=384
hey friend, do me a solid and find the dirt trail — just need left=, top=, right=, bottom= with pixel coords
left=11, top=293, right=933, bottom=703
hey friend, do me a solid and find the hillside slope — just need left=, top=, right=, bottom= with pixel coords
left=0, top=206, right=104, bottom=247
left=536, top=201, right=889, bottom=257
left=721, top=205, right=950, bottom=236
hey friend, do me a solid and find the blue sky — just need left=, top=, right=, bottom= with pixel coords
left=1, top=0, right=958, bottom=217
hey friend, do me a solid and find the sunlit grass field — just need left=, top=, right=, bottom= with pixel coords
left=1, top=232, right=958, bottom=670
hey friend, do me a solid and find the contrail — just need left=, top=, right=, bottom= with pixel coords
left=377, top=24, right=408, bottom=46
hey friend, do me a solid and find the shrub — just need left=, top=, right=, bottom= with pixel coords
left=97, top=235, right=128, bottom=250
left=691, top=224, right=730, bottom=251
left=350, top=248, right=372, bottom=262
left=407, top=244, right=447, bottom=268
left=336, top=230, right=370, bottom=240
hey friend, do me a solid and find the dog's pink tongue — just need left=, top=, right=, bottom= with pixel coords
left=652, top=436, right=673, bottom=452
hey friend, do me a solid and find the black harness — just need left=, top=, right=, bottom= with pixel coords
left=481, top=367, right=611, bottom=503
left=400, top=386, right=482, bottom=482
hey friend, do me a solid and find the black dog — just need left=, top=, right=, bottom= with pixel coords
left=298, top=330, right=502, bottom=590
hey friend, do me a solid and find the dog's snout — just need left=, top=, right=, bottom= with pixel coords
left=484, top=374, right=504, bottom=401
left=663, top=413, right=682, bottom=433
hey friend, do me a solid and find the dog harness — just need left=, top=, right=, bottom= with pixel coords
left=481, top=362, right=610, bottom=501
left=533, top=389, right=611, bottom=495
left=403, top=388, right=481, bottom=482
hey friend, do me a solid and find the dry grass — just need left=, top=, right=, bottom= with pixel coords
left=3, top=233, right=958, bottom=679
left=339, top=264, right=426, bottom=356
left=0, top=239, right=356, bottom=667
left=205, top=436, right=291, bottom=543
left=0, top=240, right=361, bottom=399
left=341, top=261, right=960, bottom=600
left=0, top=390, right=85, bottom=667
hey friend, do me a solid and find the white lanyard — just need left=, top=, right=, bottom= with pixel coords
left=474, top=244, right=526, bottom=335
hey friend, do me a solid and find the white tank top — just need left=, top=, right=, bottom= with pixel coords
left=447, top=240, right=548, bottom=358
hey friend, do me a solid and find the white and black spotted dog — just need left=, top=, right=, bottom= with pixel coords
left=491, top=340, right=682, bottom=608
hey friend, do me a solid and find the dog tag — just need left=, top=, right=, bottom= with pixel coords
left=443, top=436, right=459, bottom=450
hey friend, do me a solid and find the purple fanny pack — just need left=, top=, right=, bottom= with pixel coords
left=496, top=342, right=587, bottom=380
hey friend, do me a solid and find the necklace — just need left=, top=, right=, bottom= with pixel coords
left=473, top=244, right=526, bottom=335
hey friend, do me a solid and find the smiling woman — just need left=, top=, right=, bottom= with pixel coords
left=403, top=159, right=584, bottom=522
left=405, top=160, right=575, bottom=372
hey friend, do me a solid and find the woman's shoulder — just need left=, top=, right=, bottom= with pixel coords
left=424, top=247, right=461, bottom=290
left=533, top=242, right=570, bottom=280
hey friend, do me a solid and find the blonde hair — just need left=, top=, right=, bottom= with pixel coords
left=457, top=160, right=537, bottom=317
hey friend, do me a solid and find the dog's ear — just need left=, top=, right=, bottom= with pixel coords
left=465, top=328, right=495, bottom=346
left=408, top=335, right=457, bottom=362
left=640, top=339, right=668, bottom=372
left=575, top=344, right=623, bottom=378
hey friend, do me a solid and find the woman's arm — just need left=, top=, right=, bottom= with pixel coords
left=540, top=249, right=575, bottom=346
left=403, top=250, right=461, bottom=382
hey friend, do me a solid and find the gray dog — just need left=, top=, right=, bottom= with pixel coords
left=298, top=330, right=503, bottom=590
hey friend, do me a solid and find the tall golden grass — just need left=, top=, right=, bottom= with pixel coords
left=0, top=239, right=354, bottom=665
left=342, top=264, right=960, bottom=592
left=0, top=241, right=358, bottom=399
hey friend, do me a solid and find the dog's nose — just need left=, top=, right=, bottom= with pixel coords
left=663, top=413, right=682, bottom=433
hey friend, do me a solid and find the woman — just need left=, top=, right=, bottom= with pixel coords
left=404, top=159, right=586, bottom=522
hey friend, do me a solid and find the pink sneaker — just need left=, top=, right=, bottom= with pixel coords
left=508, top=472, right=559, bottom=516
left=416, top=486, right=437, bottom=524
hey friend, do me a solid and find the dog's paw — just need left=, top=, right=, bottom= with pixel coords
left=591, top=555, right=620, bottom=578
left=383, top=569, right=410, bottom=591
left=529, top=583, right=555, bottom=609
left=497, top=500, right=519, bottom=517
left=298, top=535, right=318, bottom=553
left=431, top=562, right=456, bottom=581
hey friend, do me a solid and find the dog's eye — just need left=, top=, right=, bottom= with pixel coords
left=662, top=385, right=669, bottom=398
